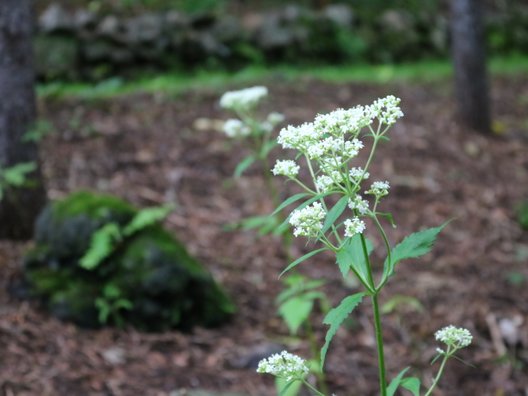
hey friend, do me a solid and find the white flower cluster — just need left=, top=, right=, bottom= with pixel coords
left=349, top=167, right=369, bottom=182
left=435, top=325, right=473, bottom=349
left=272, top=160, right=300, bottom=178
left=256, top=351, right=309, bottom=381
left=289, top=202, right=326, bottom=238
left=219, top=86, right=268, bottom=112
left=223, top=119, right=251, bottom=138
left=368, top=95, right=404, bottom=125
left=348, top=195, right=369, bottom=215
left=344, top=217, right=366, bottom=237
left=272, top=96, right=403, bottom=239
left=367, top=181, right=390, bottom=198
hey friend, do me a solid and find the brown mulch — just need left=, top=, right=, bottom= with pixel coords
left=1, top=75, right=528, bottom=396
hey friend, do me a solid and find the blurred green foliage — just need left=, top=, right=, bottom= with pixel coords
left=517, top=201, right=528, bottom=230
left=24, top=191, right=235, bottom=331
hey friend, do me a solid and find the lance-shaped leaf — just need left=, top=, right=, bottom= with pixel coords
left=123, top=204, right=174, bottom=236
left=234, top=155, right=256, bottom=177
left=277, top=378, right=302, bottom=396
left=387, top=367, right=410, bottom=396
left=272, top=193, right=311, bottom=216
left=80, top=223, right=122, bottom=270
left=280, top=248, right=327, bottom=278
left=336, top=235, right=374, bottom=290
left=401, top=377, right=421, bottom=396
left=383, top=222, right=449, bottom=282
left=321, top=195, right=349, bottom=234
left=321, top=292, right=365, bottom=367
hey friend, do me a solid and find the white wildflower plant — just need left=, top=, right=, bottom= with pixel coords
left=219, top=86, right=284, bottom=178
left=260, top=95, right=472, bottom=396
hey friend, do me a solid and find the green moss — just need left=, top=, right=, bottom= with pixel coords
left=24, top=191, right=234, bottom=331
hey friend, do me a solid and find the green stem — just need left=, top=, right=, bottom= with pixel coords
left=371, top=294, right=387, bottom=396
left=358, top=232, right=387, bottom=396
left=424, top=349, right=451, bottom=396
left=302, top=379, right=326, bottom=396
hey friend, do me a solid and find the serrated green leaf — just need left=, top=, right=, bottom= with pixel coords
left=272, top=193, right=311, bottom=216
left=336, top=235, right=374, bottom=289
left=401, top=377, right=421, bottom=396
left=80, top=223, right=121, bottom=270
left=234, top=155, right=256, bottom=177
left=387, top=367, right=410, bottom=396
left=278, top=296, right=314, bottom=335
left=123, top=204, right=174, bottom=236
left=280, top=248, right=327, bottom=278
left=383, top=222, right=449, bottom=282
left=322, top=195, right=349, bottom=234
left=321, top=292, right=364, bottom=367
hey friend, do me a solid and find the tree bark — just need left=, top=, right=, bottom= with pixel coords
left=450, top=0, right=491, bottom=133
left=0, top=0, right=46, bottom=240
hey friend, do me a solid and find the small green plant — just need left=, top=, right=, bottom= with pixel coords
left=247, top=96, right=474, bottom=395
left=95, top=283, right=133, bottom=326
left=23, top=119, right=54, bottom=143
left=0, top=162, right=36, bottom=201
left=24, top=191, right=234, bottom=331
left=219, top=86, right=292, bottom=245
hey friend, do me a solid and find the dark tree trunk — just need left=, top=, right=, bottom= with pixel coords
left=450, top=0, right=491, bottom=133
left=0, top=0, right=46, bottom=240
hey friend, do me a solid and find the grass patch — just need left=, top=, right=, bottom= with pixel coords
left=38, top=55, right=528, bottom=100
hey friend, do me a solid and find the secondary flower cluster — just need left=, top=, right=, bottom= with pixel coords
left=273, top=96, right=403, bottom=241
left=435, top=325, right=473, bottom=351
left=256, top=351, right=309, bottom=381
left=220, top=86, right=268, bottom=112
left=219, top=86, right=284, bottom=139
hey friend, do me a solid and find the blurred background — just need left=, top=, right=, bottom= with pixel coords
left=0, top=1, right=526, bottom=395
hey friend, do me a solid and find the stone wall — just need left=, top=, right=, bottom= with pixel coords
left=35, top=3, right=528, bottom=81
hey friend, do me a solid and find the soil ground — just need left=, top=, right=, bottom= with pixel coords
left=1, top=75, right=528, bottom=395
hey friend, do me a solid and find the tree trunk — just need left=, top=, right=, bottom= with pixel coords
left=450, top=0, right=491, bottom=133
left=0, top=0, right=46, bottom=240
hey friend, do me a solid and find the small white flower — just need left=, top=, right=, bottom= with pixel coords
left=223, top=119, right=250, bottom=138
left=289, top=202, right=326, bottom=238
left=348, top=195, right=369, bottom=215
left=256, top=351, right=309, bottom=381
left=367, top=181, right=390, bottom=197
left=219, top=86, right=268, bottom=111
left=349, top=167, right=370, bottom=182
left=435, top=325, right=472, bottom=349
left=272, top=160, right=300, bottom=178
left=315, top=175, right=335, bottom=192
left=344, top=217, right=366, bottom=237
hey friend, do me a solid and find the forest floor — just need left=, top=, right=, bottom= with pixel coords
left=1, top=75, right=528, bottom=396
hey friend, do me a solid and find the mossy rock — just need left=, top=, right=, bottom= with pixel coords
left=24, top=191, right=235, bottom=331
